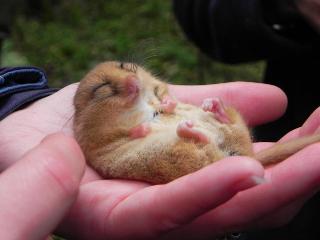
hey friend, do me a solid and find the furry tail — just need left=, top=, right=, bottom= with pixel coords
left=255, top=134, right=320, bottom=166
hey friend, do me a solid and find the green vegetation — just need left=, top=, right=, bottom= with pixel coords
left=2, top=0, right=264, bottom=87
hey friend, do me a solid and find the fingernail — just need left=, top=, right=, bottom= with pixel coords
left=234, top=175, right=266, bottom=191
left=251, top=175, right=267, bottom=184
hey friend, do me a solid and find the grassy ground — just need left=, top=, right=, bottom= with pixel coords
left=2, top=0, right=264, bottom=87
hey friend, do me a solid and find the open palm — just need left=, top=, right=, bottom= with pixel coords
left=1, top=82, right=320, bottom=239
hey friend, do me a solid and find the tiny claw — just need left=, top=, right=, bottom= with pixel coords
left=184, top=119, right=194, bottom=128
left=160, top=95, right=177, bottom=113
left=129, top=122, right=151, bottom=139
left=176, top=120, right=209, bottom=144
left=201, top=98, right=230, bottom=123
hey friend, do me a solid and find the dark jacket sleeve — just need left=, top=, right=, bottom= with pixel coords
left=0, top=67, right=58, bottom=120
left=173, top=0, right=320, bottom=63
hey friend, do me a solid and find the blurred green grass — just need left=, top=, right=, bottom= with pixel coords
left=2, top=0, right=264, bottom=87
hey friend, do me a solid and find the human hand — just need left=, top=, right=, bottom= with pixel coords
left=0, top=133, right=85, bottom=239
left=161, top=106, right=320, bottom=239
left=0, top=82, right=286, bottom=170
left=295, top=0, right=320, bottom=32
left=0, top=82, right=289, bottom=239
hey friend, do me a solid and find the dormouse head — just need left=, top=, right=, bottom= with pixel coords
left=74, top=61, right=168, bottom=113
left=73, top=61, right=171, bottom=142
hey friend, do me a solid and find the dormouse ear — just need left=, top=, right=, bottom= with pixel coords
left=154, top=83, right=169, bottom=99
left=119, top=62, right=138, bottom=73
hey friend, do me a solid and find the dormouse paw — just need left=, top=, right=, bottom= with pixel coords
left=160, top=95, right=177, bottom=114
left=129, top=122, right=151, bottom=139
left=201, top=98, right=230, bottom=124
left=176, top=120, right=209, bottom=144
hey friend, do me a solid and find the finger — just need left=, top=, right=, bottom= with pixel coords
left=108, top=157, right=263, bottom=239
left=277, top=106, right=320, bottom=142
left=61, top=157, right=263, bottom=240
left=169, top=82, right=287, bottom=126
left=0, top=133, right=85, bottom=240
left=300, top=107, right=320, bottom=136
left=58, top=180, right=149, bottom=240
left=180, top=143, right=320, bottom=238
left=278, top=128, right=301, bottom=142
left=81, top=165, right=102, bottom=184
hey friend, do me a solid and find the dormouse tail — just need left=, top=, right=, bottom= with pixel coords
left=255, top=133, right=320, bottom=166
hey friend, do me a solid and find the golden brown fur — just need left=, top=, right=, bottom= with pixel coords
left=73, top=61, right=320, bottom=184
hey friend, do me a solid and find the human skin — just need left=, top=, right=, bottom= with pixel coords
left=296, top=0, right=320, bottom=32
left=1, top=82, right=320, bottom=239
left=0, top=134, right=85, bottom=240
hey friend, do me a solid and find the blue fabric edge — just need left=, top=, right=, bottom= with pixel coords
left=0, top=67, right=48, bottom=97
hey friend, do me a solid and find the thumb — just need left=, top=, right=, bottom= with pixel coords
left=0, top=133, right=85, bottom=240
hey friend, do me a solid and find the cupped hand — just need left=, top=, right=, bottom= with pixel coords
left=0, top=81, right=298, bottom=239
left=0, top=82, right=287, bottom=171
left=164, top=107, right=320, bottom=239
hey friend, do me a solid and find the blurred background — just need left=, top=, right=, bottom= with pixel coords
left=0, top=0, right=265, bottom=87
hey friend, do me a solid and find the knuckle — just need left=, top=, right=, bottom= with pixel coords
left=41, top=152, right=79, bottom=196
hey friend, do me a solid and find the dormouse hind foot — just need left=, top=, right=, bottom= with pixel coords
left=202, top=98, right=230, bottom=123
left=176, top=120, right=209, bottom=144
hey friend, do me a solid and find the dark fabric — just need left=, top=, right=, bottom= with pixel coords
left=173, top=0, right=320, bottom=63
left=0, top=67, right=58, bottom=120
left=245, top=192, right=320, bottom=240
left=254, top=59, right=320, bottom=141
left=0, top=67, right=48, bottom=96
left=173, top=0, right=320, bottom=141
left=173, top=0, right=320, bottom=239
left=0, top=88, right=58, bottom=120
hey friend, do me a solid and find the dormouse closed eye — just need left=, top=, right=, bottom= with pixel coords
left=119, top=62, right=138, bottom=73
left=92, top=82, right=117, bottom=99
